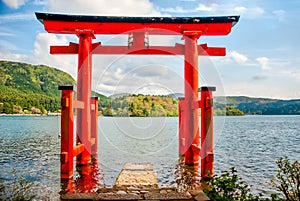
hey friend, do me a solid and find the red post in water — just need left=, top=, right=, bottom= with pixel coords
left=59, top=86, right=74, bottom=179
left=183, top=31, right=201, bottom=165
left=200, top=86, right=216, bottom=178
left=76, top=30, right=94, bottom=165
left=178, top=97, right=186, bottom=156
left=91, top=97, right=98, bottom=157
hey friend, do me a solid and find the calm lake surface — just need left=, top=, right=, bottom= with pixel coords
left=0, top=115, right=299, bottom=199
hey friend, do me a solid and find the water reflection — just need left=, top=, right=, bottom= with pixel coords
left=60, top=158, right=105, bottom=194
left=175, top=158, right=201, bottom=191
left=60, top=157, right=204, bottom=194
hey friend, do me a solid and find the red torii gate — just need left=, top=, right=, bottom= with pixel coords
left=36, top=13, right=239, bottom=180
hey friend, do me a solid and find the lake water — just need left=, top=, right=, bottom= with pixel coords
left=0, top=115, right=299, bottom=199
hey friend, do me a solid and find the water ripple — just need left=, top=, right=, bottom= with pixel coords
left=0, top=115, right=299, bottom=199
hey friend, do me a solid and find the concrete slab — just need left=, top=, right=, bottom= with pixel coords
left=144, top=191, right=192, bottom=200
left=115, top=163, right=158, bottom=188
left=123, top=163, right=154, bottom=171
left=96, top=192, right=142, bottom=200
left=61, top=193, right=96, bottom=200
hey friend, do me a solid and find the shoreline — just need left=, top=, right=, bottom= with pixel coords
left=0, top=113, right=61, bottom=116
left=0, top=113, right=299, bottom=117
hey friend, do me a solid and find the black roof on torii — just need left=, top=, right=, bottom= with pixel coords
left=36, top=12, right=239, bottom=25
left=35, top=12, right=239, bottom=35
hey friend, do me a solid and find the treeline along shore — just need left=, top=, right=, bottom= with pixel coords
left=1, top=60, right=299, bottom=116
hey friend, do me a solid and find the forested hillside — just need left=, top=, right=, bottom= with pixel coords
left=100, top=94, right=178, bottom=116
left=0, top=60, right=75, bottom=114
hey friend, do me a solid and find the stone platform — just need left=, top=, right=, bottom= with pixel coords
left=60, top=163, right=210, bottom=201
left=61, top=188, right=210, bottom=201
left=115, top=163, right=158, bottom=189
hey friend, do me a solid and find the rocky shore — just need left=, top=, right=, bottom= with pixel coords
left=61, top=187, right=210, bottom=201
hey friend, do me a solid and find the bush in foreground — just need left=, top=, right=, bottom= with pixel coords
left=204, top=157, right=299, bottom=201
left=271, top=157, right=300, bottom=201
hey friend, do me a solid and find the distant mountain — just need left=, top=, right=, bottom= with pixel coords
left=109, top=93, right=132, bottom=99
left=215, top=96, right=300, bottom=115
left=91, top=91, right=111, bottom=108
left=167, top=93, right=184, bottom=99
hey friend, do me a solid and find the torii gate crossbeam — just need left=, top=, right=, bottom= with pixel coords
left=36, top=12, right=239, bottom=181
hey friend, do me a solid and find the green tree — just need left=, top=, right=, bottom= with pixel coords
left=3, top=102, right=13, bottom=114
left=0, top=103, right=3, bottom=113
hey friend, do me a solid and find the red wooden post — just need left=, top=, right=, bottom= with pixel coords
left=91, top=97, right=98, bottom=157
left=76, top=30, right=94, bottom=165
left=178, top=97, right=186, bottom=156
left=200, top=86, right=216, bottom=178
left=59, top=86, right=74, bottom=179
left=183, top=31, right=201, bottom=165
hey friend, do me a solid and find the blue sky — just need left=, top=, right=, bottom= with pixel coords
left=0, top=0, right=299, bottom=99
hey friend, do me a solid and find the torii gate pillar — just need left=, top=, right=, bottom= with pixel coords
left=183, top=31, right=201, bottom=165
left=76, top=30, right=94, bottom=165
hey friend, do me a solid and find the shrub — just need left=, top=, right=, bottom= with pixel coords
left=203, top=167, right=260, bottom=201
left=204, top=157, right=299, bottom=201
left=271, top=157, right=300, bottom=201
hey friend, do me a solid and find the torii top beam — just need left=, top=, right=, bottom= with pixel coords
left=35, top=13, right=239, bottom=36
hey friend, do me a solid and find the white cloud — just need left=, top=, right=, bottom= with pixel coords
left=33, top=0, right=47, bottom=6
left=47, top=0, right=161, bottom=16
left=2, top=0, right=27, bottom=9
left=253, top=75, right=266, bottom=80
left=93, top=56, right=184, bottom=96
left=0, top=30, right=77, bottom=75
left=279, top=70, right=300, bottom=83
left=17, top=32, right=78, bottom=78
left=158, top=2, right=221, bottom=14
left=0, top=50, right=30, bottom=63
left=273, top=10, right=286, bottom=22
left=159, top=6, right=196, bottom=14
left=0, top=39, right=20, bottom=51
left=0, top=32, right=14, bottom=37
left=0, top=27, right=16, bottom=36
left=256, top=57, right=270, bottom=70
left=148, top=35, right=179, bottom=46
left=134, top=83, right=173, bottom=95
left=229, top=51, right=248, bottom=64
left=234, top=6, right=246, bottom=13
left=224, top=82, right=289, bottom=99
left=0, top=13, right=33, bottom=23
left=196, top=3, right=218, bottom=12
left=234, top=6, right=264, bottom=19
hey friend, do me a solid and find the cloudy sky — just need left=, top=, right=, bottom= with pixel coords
left=0, top=0, right=299, bottom=99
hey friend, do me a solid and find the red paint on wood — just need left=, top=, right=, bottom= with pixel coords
left=60, top=88, right=74, bottom=179
left=183, top=32, right=201, bottom=165
left=201, top=89, right=215, bottom=178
